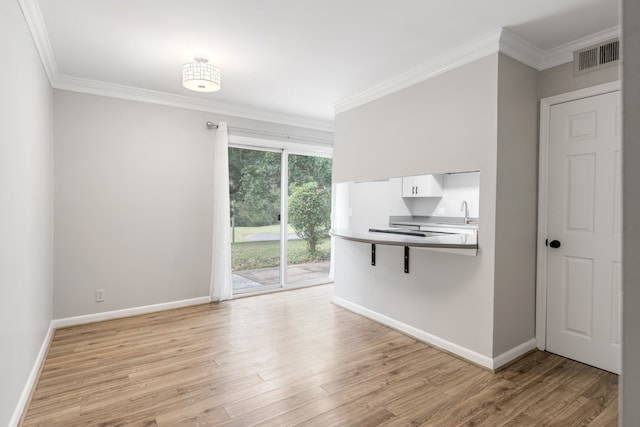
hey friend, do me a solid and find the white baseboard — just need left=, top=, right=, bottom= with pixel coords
left=9, top=322, right=54, bottom=427
left=52, top=296, right=211, bottom=329
left=11, top=295, right=211, bottom=425
left=332, top=296, right=536, bottom=370
left=492, top=338, right=538, bottom=370
left=13, top=294, right=535, bottom=426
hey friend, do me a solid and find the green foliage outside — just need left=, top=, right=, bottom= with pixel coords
left=229, top=149, right=281, bottom=227
left=287, top=154, right=332, bottom=195
left=229, top=150, right=332, bottom=228
left=288, top=182, right=331, bottom=254
left=229, top=148, right=332, bottom=257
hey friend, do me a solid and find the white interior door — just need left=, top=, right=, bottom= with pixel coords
left=546, top=90, right=621, bottom=374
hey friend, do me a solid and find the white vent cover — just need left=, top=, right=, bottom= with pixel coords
left=574, top=38, right=620, bottom=75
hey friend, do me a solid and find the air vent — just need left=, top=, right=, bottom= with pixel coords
left=574, top=38, right=620, bottom=75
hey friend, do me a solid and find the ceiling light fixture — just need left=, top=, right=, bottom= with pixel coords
left=182, top=57, right=221, bottom=92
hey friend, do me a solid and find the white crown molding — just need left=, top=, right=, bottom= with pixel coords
left=333, top=25, right=622, bottom=116
left=499, top=28, right=544, bottom=70
left=541, top=26, right=621, bottom=70
left=18, top=0, right=619, bottom=129
left=334, top=28, right=504, bottom=115
left=19, top=0, right=333, bottom=133
left=53, top=75, right=334, bottom=132
left=18, top=0, right=59, bottom=83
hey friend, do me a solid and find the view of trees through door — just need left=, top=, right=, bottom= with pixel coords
left=229, top=146, right=331, bottom=294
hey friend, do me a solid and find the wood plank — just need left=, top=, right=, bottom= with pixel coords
left=20, top=284, right=618, bottom=426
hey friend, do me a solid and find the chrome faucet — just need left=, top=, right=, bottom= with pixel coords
left=460, top=200, right=469, bottom=224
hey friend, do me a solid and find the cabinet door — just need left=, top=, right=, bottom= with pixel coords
left=405, top=174, right=443, bottom=197
left=402, top=176, right=416, bottom=197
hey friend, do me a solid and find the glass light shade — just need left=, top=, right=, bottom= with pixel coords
left=182, top=58, right=221, bottom=92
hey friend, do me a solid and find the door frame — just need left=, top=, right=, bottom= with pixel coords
left=535, top=80, right=621, bottom=350
left=228, top=134, right=333, bottom=294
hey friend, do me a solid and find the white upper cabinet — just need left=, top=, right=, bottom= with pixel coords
left=402, top=174, right=444, bottom=198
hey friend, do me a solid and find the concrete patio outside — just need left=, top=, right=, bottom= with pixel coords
left=232, top=261, right=330, bottom=292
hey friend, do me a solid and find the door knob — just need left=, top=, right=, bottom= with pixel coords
left=549, top=240, right=561, bottom=248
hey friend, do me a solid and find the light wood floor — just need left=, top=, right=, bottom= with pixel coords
left=21, top=284, right=618, bottom=426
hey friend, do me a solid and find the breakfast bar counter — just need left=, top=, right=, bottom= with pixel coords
left=331, top=228, right=478, bottom=256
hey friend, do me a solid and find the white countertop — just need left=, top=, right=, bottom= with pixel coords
left=331, top=228, right=478, bottom=256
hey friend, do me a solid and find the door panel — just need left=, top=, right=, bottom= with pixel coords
left=546, top=90, right=621, bottom=373
left=229, top=147, right=332, bottom=293
left=286, top=153, right=332, bottom=286
left=229, top=147, right=282, bottom=293
left=563, top=256, right=593, bottom=337
left=566, top=153, right=596, bottom=232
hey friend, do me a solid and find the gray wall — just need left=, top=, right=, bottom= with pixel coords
left=493, top=54, right=539, bottom=356
left=333, top=54, right=498, bottom=183
left=0, top=1, right=54, bottom=425
left=623, top=0, right=640, bottom=423
left=53, top=90, right=332, bottom=318
left=333, top=53, right=539, bottom=361
left=539, top=60, right=620, bottom=99
left=333, top=54, right=500, bottom=358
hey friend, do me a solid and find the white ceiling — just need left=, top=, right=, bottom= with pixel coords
left=33, top=0, right=619, bottom=129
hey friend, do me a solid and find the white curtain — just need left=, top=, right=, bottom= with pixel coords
left=210, top=122, right=233, bottom=302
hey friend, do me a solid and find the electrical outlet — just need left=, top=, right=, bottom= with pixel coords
left=95, top=289, right=105, bottom=302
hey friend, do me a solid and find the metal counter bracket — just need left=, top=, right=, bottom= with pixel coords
left=404, top=246, right=410, bottom=273
left=371, top=244, right=376, bottom=266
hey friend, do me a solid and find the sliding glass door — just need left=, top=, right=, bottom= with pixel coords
left=286, top=153, right=332, bottom=286
left=229, top=147, right=282, bottom=293
left=229, top=145, right=332, bottom=294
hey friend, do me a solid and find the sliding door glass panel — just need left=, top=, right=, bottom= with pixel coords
left=286, top=154, right=332, bottom=286
left=229, top=147, right=282, bottom=294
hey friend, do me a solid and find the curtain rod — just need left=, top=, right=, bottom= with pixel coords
left=205, top=121, right=332, bottom=146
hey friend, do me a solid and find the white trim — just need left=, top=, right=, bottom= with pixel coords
left=499, top=28, right=544, bottom=70
left=333, top=296, right=536, bottom=370
left=227, top=127, right=333, bottom=147
left=229, top=135, right=333, bottom=156
left=493, top=338, right=538, bottom=370
left=541, top=26, right=621, bottom=70
left=19, top=0, right=619, bottom=129
left=9, top=323, right=54, bottom=427
left=536, top=81, right=621, bottom=350
left=333, top=295, right=533, bottom=370
left=333, top=26, right=622, bottom=116
left=53, top=75, right=334, bottom=132
left=333, top=27, right=550, bottom=115
left=52, top=296, right=210, bottom=329
left=11, top=295, right=213, bottom=424
left=17, top=0, right=59, bottom=83
left=536, top=102, right=551, bottom=351
left=280, top=151, right=290, bottom=288
left=17, top=0, right=334, bottom=132
left=333, top=29, right=503, bottom=115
